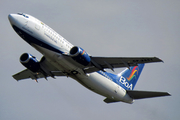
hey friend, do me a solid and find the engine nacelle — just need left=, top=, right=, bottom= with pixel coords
left=20, top=53, right=40, bottom=73
left=69, top=46, right=91, bottom=66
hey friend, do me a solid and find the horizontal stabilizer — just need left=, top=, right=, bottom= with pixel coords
left=126, top=90, right=171, bottom=99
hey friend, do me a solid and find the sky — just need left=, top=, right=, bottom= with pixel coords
left=0, top=0, right=179, bottom=120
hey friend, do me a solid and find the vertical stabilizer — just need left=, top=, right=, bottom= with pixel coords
left=117, top=64, right=145, bottom=90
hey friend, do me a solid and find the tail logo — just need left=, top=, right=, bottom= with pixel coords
left=126, top=66, right=139, bottom=81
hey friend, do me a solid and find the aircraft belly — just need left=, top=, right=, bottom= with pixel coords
left=75, top=72, right=133, bottom=103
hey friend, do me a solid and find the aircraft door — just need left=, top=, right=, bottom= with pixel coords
left=35, top=23, right=40, bottom=30
left=115, top=85, right=120, bottom=94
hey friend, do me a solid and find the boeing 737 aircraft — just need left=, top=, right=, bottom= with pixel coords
left=8, top=13, right=170, bottom=103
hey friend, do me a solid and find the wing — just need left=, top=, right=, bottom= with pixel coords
left=84, top=56, right=163, bottom=73
left=13, top=69, right=65, bottom=81
left=13, top=56, right=65, bottom=81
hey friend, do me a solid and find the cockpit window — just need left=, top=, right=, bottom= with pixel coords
left=17, top=12, right=29, bottom=18
left=17, top=12, right=23, bottom=15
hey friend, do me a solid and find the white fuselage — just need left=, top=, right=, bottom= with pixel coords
left=8, top=13, right=133, bottom=103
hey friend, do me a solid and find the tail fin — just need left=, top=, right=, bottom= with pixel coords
left=118, top=64, right=145, bottom=90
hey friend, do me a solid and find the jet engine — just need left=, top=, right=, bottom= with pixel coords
left=20, top=53, right=40, bottom=73
left=69, top=46, right=91, bottom=66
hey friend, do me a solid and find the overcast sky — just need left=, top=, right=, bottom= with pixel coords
left=0, top=0, right=179, bottom=120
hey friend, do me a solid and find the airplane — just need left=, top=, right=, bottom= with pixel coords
left=8, top=13, right=170, bottom=104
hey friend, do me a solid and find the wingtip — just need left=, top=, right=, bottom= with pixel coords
left=162, top=92, right=171, bottom=96
left=159, top=58, right=164, bottom=63
left=167, top=92, right=171, bottom=96
left=154, top=57, right=164, bottom=63
left=12, top=75, right=19, bottom=81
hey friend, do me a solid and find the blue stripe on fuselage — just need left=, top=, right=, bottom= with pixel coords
left=12, top=25, right=63, bottom=54
left=97, top=71, right=132, bottom=90
left=97, top=71, right=120, bottom=85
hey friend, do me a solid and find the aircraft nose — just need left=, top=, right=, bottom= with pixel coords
left=8, top=14, right=16, bottom=25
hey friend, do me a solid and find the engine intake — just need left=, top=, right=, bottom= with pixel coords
left=20, top=53, right=40, bottom=73
left=69, top=46, right=91, bottom=66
